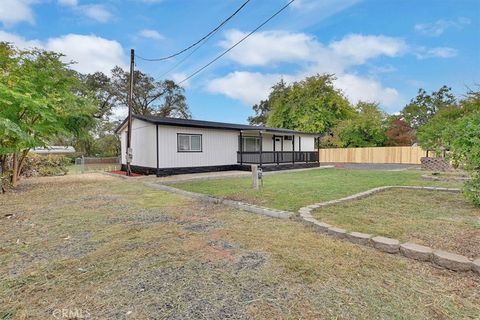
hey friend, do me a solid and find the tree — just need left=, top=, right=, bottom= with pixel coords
left=110, top=66, right=190, bottom=118
left=401, top=85, right=456, bottom=129
left=80, top=72, right=116, bottom=120
left=451, top=111, right=480, bottom=206
left=0, top=43, right=95, bottom=187
left=385, top=116, right=415, bottom=146
left=266, top=74, right=354, bottom=134
left=332, top=102, right=387, bottom=147
left=248, top=100, right=270, bottom=126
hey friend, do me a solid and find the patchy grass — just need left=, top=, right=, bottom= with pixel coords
left=172, top=168, right=463, bottom=211
left=0, top=174, right=478, bottom=319
left=313, top=189, right=480, bottom=258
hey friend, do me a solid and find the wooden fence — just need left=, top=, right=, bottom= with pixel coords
left=319, top=146, right=428, bottom=164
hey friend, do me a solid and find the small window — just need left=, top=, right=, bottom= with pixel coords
left=177, top=134, right=202, bottom=152
left=242, top=136, right=261, bottom=152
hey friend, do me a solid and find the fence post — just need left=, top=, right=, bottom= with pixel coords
left=81, top=156, right=85, bottom=174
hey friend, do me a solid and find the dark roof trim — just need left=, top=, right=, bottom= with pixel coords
left=115, top=114, right=320, bottom=136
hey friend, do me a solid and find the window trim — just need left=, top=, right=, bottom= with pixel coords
left=177, top=133, right=203, bottom=153
left=241, top=135, right=261, bottom=152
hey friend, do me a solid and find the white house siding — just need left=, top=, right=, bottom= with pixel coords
left=158, top=125, right=238, bottom=168
left=119, top=118, right=157, bottom=168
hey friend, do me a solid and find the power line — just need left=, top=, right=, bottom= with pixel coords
left=158, top=16, right=221, bottom=79
left=177, top=0, right=295, bottom=85
left=135, top=0, right=251, bottom=62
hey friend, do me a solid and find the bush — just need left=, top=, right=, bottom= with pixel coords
left=21, top=154, right=70, bottom=177
left=464, top=174, right=480, bottom=206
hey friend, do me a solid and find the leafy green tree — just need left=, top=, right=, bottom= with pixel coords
left=248, top=100, right=270, bottom=126
left=452, top=115, right=480, bottom=205
left=333, top=102, right=387, bottom=147
left=111, top=66, right=190, bottom=118
left=417, top=88, right=480, bottom=155
left=0, top=43, right=95, bottom=187
left=266, top=74, right=354, bottom=134
left=401, top=85, right=456, bottom=129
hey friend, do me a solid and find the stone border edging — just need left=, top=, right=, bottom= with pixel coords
left=421, top=174, right=470, bottom=182
left=299, top=186, right=479, bottom=275
left=144, top=182, right=293, bottom=219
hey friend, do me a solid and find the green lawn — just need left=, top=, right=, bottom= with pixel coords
left=0, top=174, right=478, bottom=319
left=172, top=168, right=463, bottom=211
left=312, top=189, right=480, bottom=258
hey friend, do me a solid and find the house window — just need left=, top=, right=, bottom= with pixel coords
left=177, top=134, right=202, bottom=152
left=242, top=136, right=261, bottom=152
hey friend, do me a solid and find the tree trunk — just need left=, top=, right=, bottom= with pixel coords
left=11, top=152, right=18, bottom=188
left=16, top=149, right=29, bottom=181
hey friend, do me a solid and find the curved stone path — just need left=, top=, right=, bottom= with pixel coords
left=298, top=186, right=479, bottom=275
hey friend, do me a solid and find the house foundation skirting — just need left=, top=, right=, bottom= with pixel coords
left=121, top=162, right=320, bottom=176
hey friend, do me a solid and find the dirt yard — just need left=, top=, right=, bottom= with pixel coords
left=0, top=174, right=478, bottom=319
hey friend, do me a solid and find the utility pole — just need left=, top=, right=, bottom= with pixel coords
left=126, top=49, right=135, bottom=176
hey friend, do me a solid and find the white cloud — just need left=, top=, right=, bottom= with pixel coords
left=57, top=1, right=112, bottom=23
left=0, top=0, right=35, bottom=27
left=208, top=72, right=289, bottom=105
left=207, top=31, right=407, bottom=107
left=334, top=74, right=400, bottom=107
left=329, top=34, right=406, bottom=64
left=138, top=29, right=164, bottom=40
left=0, top=31, right=126, bottom=74
left=58, top=0, right=78, bottom=7
left=220, top=30, right=320, bottom=66
left=206, top=29, right=459, bottom=108
left=415, top=17, right=471, bottom=36
left=80, top=5, right=112, bottom=23
left=415, top=46, right=457, bottom=59
left=0, top=30, right=41, bottom=48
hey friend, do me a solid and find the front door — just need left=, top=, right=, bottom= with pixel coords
left=274, top=136, right=283, bottom=162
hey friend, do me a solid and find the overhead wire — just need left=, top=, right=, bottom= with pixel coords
left=176, top=0, right=295, bottom=85
left=135, top=0, right=251, bottom=62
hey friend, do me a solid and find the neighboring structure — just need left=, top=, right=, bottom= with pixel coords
left=115, top=114, right=320, bottom=176
left=31, top=146, right=76, bottom=155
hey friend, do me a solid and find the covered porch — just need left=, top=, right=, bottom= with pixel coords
left=237, top=129, right=320, bottom=167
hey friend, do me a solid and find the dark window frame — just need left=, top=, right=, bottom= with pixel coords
left=240, top=135, right=261, bottom=152
left=177, top=133, right=203, bottom=153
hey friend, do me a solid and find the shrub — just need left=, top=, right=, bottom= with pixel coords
left=21, top=154, right=70, bottom=177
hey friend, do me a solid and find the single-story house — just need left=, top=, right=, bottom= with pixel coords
left=115, top=114, right=321, bottom=176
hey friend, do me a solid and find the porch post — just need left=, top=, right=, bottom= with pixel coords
left=259, top=131, right=263, bottom=167
left=239, top=131, right=243, bottom=165
left=292, top=134, right=295, bottom=164
left=317, top=136, right=320, bottom=166
left=156, top=124, right=160, bottom=177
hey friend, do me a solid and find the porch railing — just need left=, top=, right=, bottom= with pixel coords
left=237, top=151, right=318, bottom=165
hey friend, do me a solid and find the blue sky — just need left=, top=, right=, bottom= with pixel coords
left=1, top=0, right=479, bottom=123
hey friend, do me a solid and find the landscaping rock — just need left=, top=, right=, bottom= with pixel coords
left=472, top=258, right=480, bottom=275
left=371, top=236, right=400, bottom=254
left=433, top=250, right=472, bottom=272
left=345, top=232, right=372, bottom=245
left=400, top=242, right=433, bottom=261
left=312, top=221, right=331, bottom=233
left=327, top=226, right=347, bottom=239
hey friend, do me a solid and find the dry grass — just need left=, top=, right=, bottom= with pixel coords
left=313, top=189, right=480, bottom=259
left=0, top=174, right=479, bottom=319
